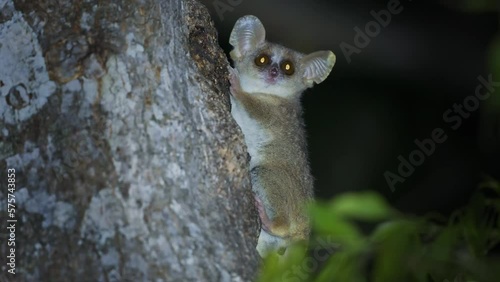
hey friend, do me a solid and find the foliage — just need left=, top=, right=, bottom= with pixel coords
left=257, top=179, right=500, bottom=282
left=487, top=35, right=500, bottom=108
left=459, top=0, right=498, bottom=12
left=462, top=0, right=500, bottom=109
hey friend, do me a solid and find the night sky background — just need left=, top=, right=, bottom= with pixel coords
left=200, top=0, right=500, bottom=216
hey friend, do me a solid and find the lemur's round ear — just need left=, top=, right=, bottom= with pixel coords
left=229, top=15, right=266, bottom=60
left=301, top=51, right=336, bottom=86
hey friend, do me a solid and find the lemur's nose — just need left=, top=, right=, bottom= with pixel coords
left=269, top=65, right=279, bottom=77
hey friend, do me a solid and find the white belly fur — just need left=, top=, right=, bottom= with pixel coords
left=230, top=96, right=270, bottom=168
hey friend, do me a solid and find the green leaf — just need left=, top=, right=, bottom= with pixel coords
left=478, top=177, right=500, bottom=194
left=371, top=220, right=420, bottom=282
left=257, top=252, right=282, bottom=282
left=257, top=244, right=310, bottom=282
left=460, top=195, right=488, bottom=257
left=329, top=191, right=397, bottom=221
left=427, top=226, right=459, bottom=263
left=314, top=251, right=365, bottom=282
left=310, top=203, right=365, bottom=249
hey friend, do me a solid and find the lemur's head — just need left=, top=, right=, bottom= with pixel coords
left=229, top=15, right=336, bottom=98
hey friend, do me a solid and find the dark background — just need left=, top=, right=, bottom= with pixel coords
left=200, top=0, right=500, bottom=216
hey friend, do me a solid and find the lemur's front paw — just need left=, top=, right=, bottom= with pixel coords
left=228, top=67, right=241, bottom=96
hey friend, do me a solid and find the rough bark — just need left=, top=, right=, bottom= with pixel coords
left=0, top=0, right=259, bottom=281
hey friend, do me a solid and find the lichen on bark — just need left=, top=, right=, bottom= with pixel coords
left=0, top=0, right=259, bottom=281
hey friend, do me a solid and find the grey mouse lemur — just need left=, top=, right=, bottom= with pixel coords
left=228, top=15, right=336, bottom=257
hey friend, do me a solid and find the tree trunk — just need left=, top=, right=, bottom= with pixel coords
left=0, top=0, right=259, bottom=281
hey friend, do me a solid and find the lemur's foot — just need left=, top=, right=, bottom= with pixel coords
left=254, top=194, right=273, bottom=233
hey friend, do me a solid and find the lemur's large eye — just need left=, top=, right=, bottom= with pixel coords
left=255, top=54, right=271, bottom=67
left=280, top=60, right=295, bottom=75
